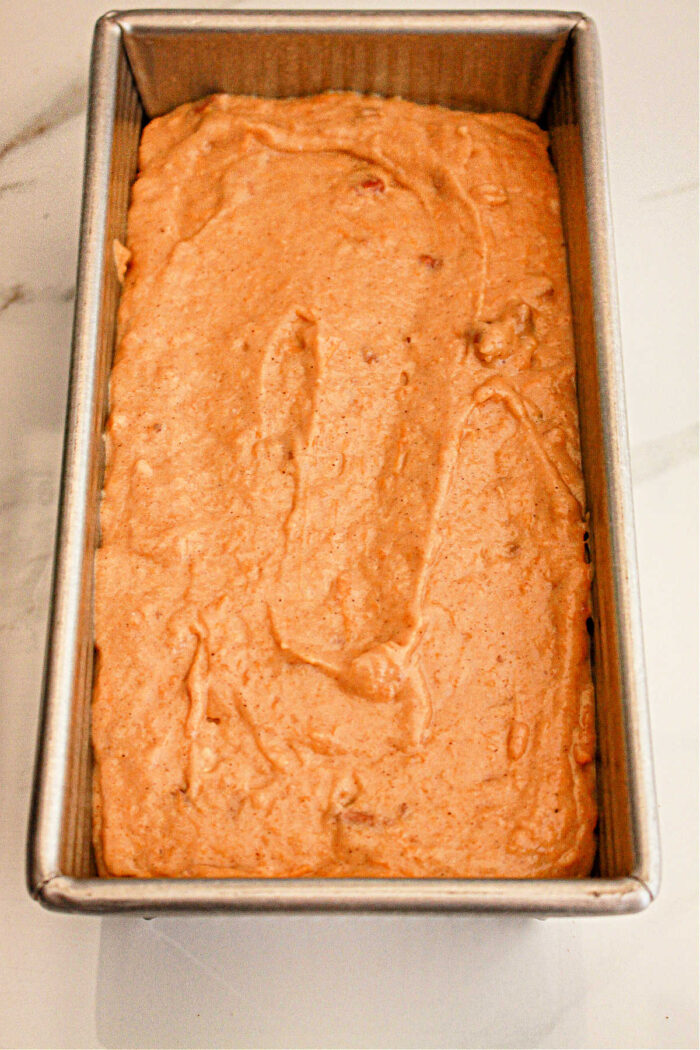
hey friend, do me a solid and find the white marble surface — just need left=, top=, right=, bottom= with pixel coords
left=1, top=1, right=697, bottom=1047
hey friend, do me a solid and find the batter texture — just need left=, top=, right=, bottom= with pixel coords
left=93, top=93, right=597, bottom=878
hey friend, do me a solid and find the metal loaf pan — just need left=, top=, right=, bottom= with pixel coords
left=28, top=9, right=660, bottom=914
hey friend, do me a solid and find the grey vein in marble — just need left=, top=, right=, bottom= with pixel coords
left=0, top=79, right=86, bottom=165
left=632, top=423, right=699, bottom=483
left=0, top=177, right=35, bottom=199
left=0, top=456, right=60, bottom=639
left=0, top=282, right=75, bottom=314
left=640, top=179, right=699, bottom=203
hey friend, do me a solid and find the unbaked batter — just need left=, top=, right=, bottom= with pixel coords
left=93, top=93, right=596, bottom=878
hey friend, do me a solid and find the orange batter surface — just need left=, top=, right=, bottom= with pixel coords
left=93, top=93, right=597, bottom=878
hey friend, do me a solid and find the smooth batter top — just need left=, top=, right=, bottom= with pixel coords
left=93, top=93, right=597, bottom=878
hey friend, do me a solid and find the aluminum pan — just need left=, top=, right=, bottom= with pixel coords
left=27, top=9, right=660, bottom=914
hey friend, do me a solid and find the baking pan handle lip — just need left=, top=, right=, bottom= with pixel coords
left=28, top=874, right=656, bottom=916
left=110, top=7, right=583, bottom=36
